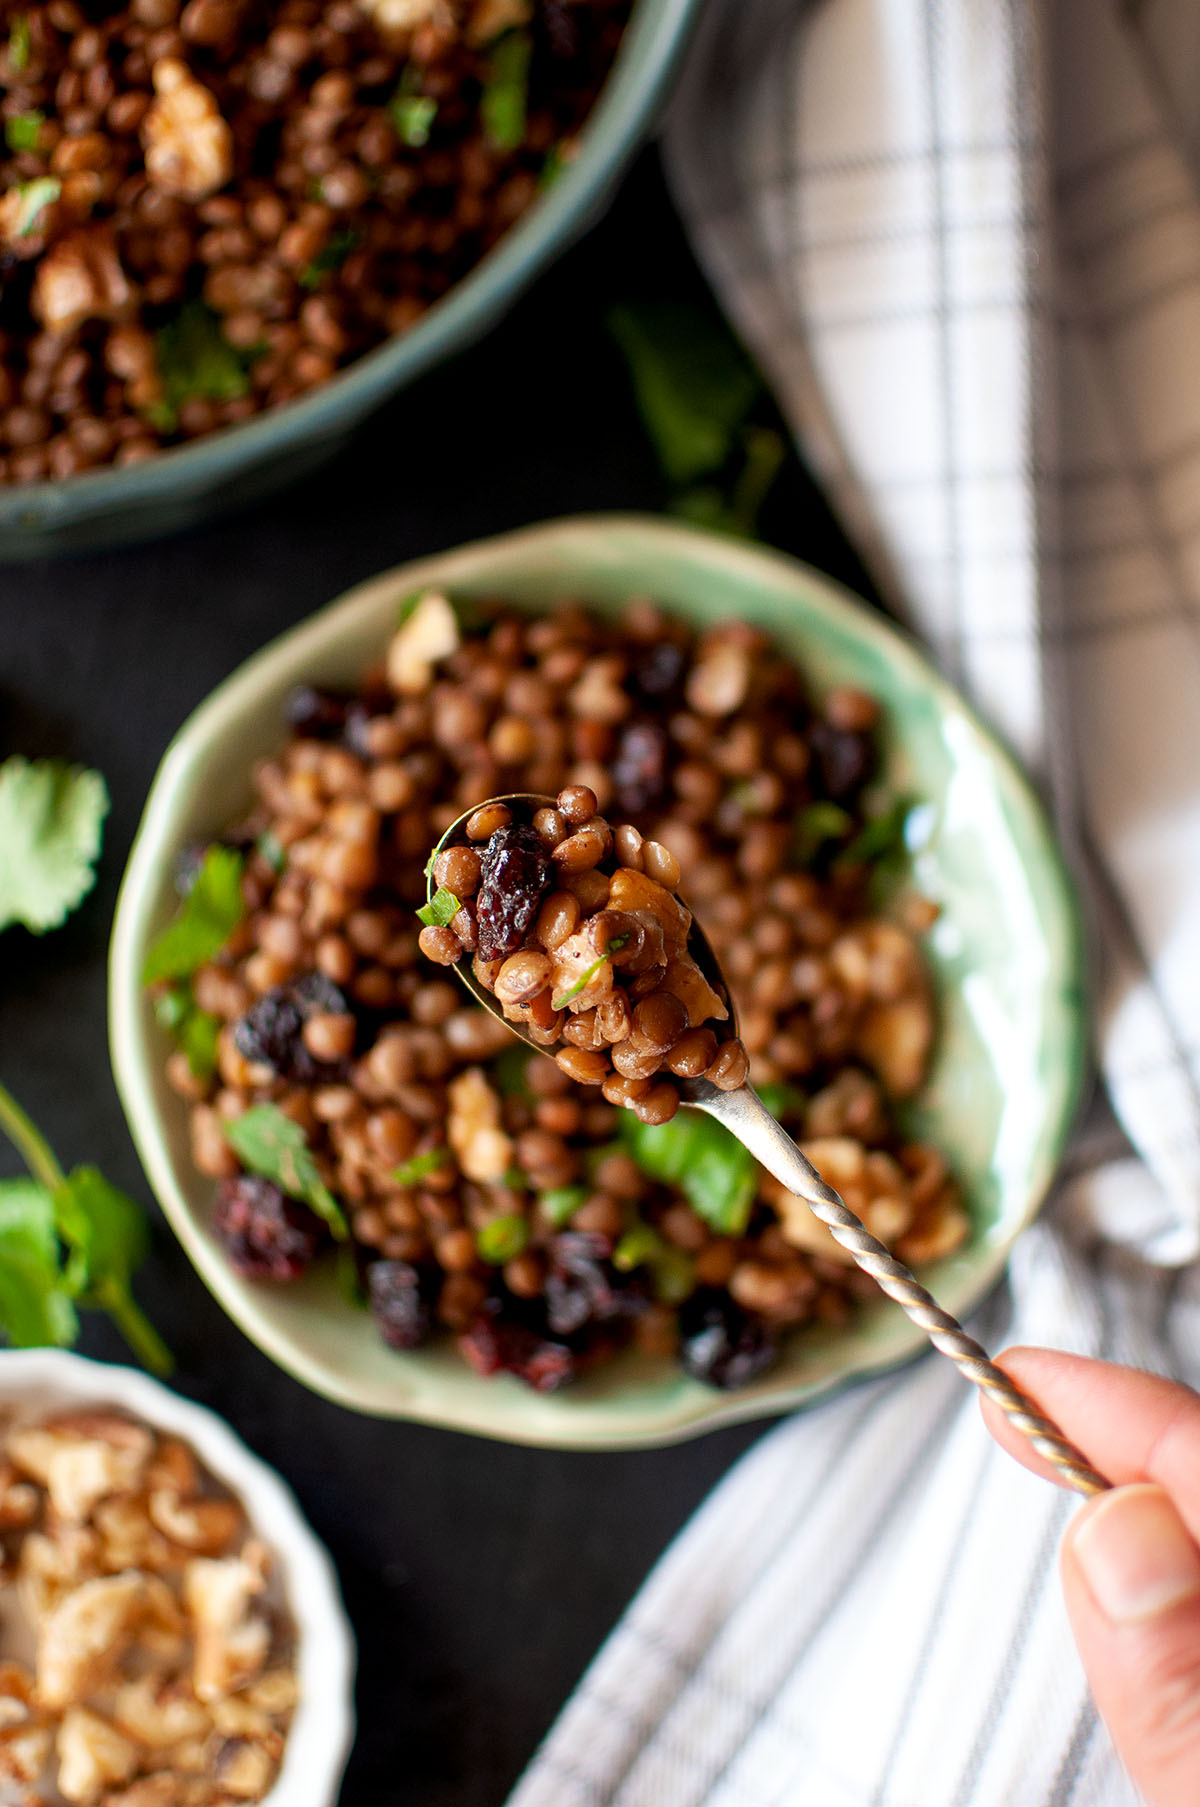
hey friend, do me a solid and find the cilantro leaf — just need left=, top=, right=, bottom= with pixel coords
left=155, top=984, right=221, bottom=1079
left=482, top=29, right=531, bottom=150
left=476, top=1214, right=528, bottom=1264
left=792, top=801, right=853, bottom=865
left=0, top=758, right=108, bottom=935
left=152, top=301, right=253, bottom=430
left=608, top=301, right=763, bottom=488
left=839, top=795, right=916, bottom=867
left=5, top=110, right=43, bottom=152
left=537, top=1184, right=587, bottom=1227
left=613, top=1221, right=695, bottom=1304
left=394, top=1146, right=451, bottom=1187
left=142, top=844, right=245, bottom=985
left=0, top=1179, right=77, bottom=1348
left=52, top=1167, right=171, bottom=1373
left=620, top=1112, right=757, bottom=1237
left=417, top=886, right=460, bottom=929
left=224, top=1104, right=348, bottom=1239
left=10, top=173, right=59, bottom=238
left=389, top=70, right=437, bottom=147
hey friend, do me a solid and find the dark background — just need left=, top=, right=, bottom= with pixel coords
left=0, top=149, right=877, bottom=1806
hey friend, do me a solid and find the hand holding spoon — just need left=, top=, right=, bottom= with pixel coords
left=424, top=791, right=1108, bottom=1497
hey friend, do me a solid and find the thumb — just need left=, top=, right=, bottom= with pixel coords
left=1062, top=1483, right=1200, bottom=1807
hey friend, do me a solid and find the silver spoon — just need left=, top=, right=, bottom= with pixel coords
left=429, top=796, right=1108, bottom=1496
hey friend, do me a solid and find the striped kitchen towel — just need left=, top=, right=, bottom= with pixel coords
left=509, top=2, right=1200, bottom=1803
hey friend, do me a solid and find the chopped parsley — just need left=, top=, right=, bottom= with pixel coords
left=149, top=301, right=253, bottom=433
left=141, top=844, right=245, bottom=985
left=0, top=758, right=108, bottom=935
left=537, top=1185, right=588, bottom=1227
left=153, top=984, right=221, bottom=1080
left=224, top=1105, right=348, bottom=1238
left=792, top=801, right=853, bottom=864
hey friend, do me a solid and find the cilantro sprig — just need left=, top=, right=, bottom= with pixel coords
left=389, top=67, right=437, bottom=147
left=394, top=1146, right=451, bottom=1188
left=619, top=1111, right=758, bottom=1238
left=148, top=301, right=256, bottom=433
left=0, top=758, right=109, bottom=935
left=476, top=1213, right=528, bottom=1264
left=224, top=1104, right=348, bottom=1239
left=0, top=1085, right=171, bottom=1372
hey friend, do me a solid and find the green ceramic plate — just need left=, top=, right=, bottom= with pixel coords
left=109, top=516, right=1087, bottom=1448
left=0, top=0, right=701, bottom=561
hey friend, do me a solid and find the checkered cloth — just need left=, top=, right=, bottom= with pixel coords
left=508, top=2, right=1200, bottom=1803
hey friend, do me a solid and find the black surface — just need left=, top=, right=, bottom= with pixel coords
left=0, top=151, right=877, bottom=1807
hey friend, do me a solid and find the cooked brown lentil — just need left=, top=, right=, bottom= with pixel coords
left=149, top=588, right=968, bottom=1392
left=0, top=0, right=629, bottom=484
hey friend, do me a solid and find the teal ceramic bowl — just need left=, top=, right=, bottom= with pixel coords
left=0, top=0, right=700, bottom=563
left=109, top=516, right=1087, bottom=1448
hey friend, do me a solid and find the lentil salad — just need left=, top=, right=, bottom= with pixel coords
left=145, top=590, right=969, bottom=1392
left=0, top=0, right=629, bottom=484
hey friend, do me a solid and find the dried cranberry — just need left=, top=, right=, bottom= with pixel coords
left=368, top=1260, right=433, bottom=1351
left=458, top=1308, right=577, bottom=1392
left=285, top=685, right=352, bottom=740
left=539, top=0, right=579, bottom=58
left=474, top=824, right=551, bottom=961
left=630, top=640, right=687, bottom=707
left=679, top=1290, right=778, bottom=1389
left=612, top=721, right=670, bottom=815
left=233, top=972, right=355, bottom=1081
left=212, top=1176, right=327, bottom=1280
left=544, top=1231, right=650, bottom=1336
left=810, top=721, right=875, bottom=801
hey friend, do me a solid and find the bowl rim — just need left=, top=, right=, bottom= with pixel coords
left=0, top=1346, right=355, bottom=1806
left=109, top=512, right=1088, bottom=1448
left=0, top=0, right=702, bottom=540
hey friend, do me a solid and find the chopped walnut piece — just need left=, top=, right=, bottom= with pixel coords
left=37, top=1571, right=148, bottom=1711
left=94, top=1495, right=176, bottom=1573
left=112, top=1680, right=210, bottom=1750
left=30, top=225, right=132, bottom=336
left=386, top=589, right=460, bottom=696
left=10, top=1419, right=151, bottom=1523
left=827, top=922, right=934, bottom=1098
left=215, top=1737, right=276, bottom=1799
left=355, top=0, right=447, bottom=28
left=57, top=1707, right=139, bottom=1803
left=0, top=1662, right=37, bottom=1730
left=0, top=1719, right=52, bottom=1788
left=446, top=1067, right=513, bottom=1183
left=102, top=1778, right=182, bottom=1807
left=148, top=1490, right=242, bottom=1556
left=142, top=59, right=233, bottom=201
left=184, top=1544, right=271, bottom=1702
left=769, top=1137, right=914, bottom=1264
left=18, top=1525, right=102, bottom=1621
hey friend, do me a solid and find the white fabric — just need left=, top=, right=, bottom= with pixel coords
left=509, top=3, right=1200, bottom=1803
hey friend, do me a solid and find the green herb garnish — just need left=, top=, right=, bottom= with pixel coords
left=608, top=301, right=763, bottom=488
left=151, top=301, right=253, bottom=432
left=757, top=1081, right=806, bottom=1120
left=540, top=143, right=567, bottom=189
left=551, top=933, right=628, bottom=1010
left=537, top=1185, right=588, bottom=1227
left=224, top=1104, right=348, bottom=1239
left=5, top=110, right=43, bottom=152
left=613, top=1223, right=695, bottom=1304
left=838, top=795, right=916, bottom=868
left=0, top=758, right=108, bottom=935
left=256, top=829, right=286, bottom=874
left=9, top=174, right=58, bottom=237
left=501, top=1165, right=529, bottom=1192
left=141, top=844, right=244, bottom=985
left=389, top=68, right=437, bottom=146
left=8, top=15, right=30, bottom=70
left=0, top=1088, right=170, bottom=1371
left=154, top=984, right=221, bottom=1079
left=476, top=1214, right=529, bottom=1264
left=481, top=28, right=531, bottom=150
left=673, top=426, right=787, bottom=541
left=299, top=227, right=362, bottom=290
left=393, top=1145, right=451, bottom=1188
left=792, top=801, right=853, bottom=865
left=620, top=1112, right=757, bottom=1238
left=416, top=886, right=460, bottom=929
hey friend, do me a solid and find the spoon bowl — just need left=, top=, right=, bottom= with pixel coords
left=432, top=794, right=1109, bottom=1497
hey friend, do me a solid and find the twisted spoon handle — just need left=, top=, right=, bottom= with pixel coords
left=684, top=1081, right=1109, bottom=1497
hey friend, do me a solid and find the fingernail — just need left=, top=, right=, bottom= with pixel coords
left=1070, top=1483, right=1200, bottom=1625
